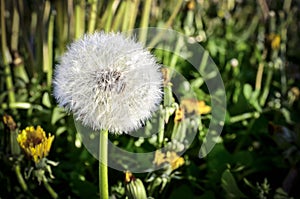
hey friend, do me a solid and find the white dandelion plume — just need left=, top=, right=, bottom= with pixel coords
left=53, top=32, right=162, bottom=134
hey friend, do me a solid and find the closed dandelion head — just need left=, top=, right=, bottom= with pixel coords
left=53, top=32, right=162, bottom=134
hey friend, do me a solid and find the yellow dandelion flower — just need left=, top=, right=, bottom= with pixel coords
left=165, top=151, right=185, bottom=170
left=153, top=150, right=166, bottom=166
left=124, top=171, right=135, bottom=183
left=187, top=0, right=196, bottom=10
left=181, top=98, right=211, bottom=115
left=268, top=33, right=281, bottom=50
left=153, top=151, right=185, bottom=171
left=197, top=100, right=211, bottom=115
left=17, top=126, right=54, bottom=163
left=174, top=108, right=184, bottom=123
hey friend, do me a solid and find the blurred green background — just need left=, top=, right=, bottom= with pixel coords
left=1, top=0, right=300, bottom=198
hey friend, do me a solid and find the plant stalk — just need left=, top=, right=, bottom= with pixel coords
left=148, top=0, right=184, bottom=48
left=15, top=164, right=28, bottom=191
left=75, top=0, right=85, bottom=39
left=1, top=0, right=15, bottom=109
left=88, top=0, right=98, bottom=33
left=99, top=129, right=109, bottom=199
left=139, top=0, right=152, bottom=43
left=43, top=178, right=58, bottom=199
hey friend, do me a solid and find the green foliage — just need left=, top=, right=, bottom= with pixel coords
left=1, top=0, right=300, bottom=198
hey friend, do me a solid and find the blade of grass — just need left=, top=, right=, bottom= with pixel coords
left=68, top=0, right=75, bottom=40
left=55, top=0, right=67, bottom=54
left=46, top=10, right=55, bottom=87
left=139, top=0, right=152, bottom=44
left=75, top=0, right=85, bottom=39
left=16, top=0, right=35, bottom=76
left=121, top=0, right=130, bottom=32
left=103, top=0, right=120, bottom=32
left=148, top=0, right=184, bottom=48
left=1, top=0, right=15, bottom=109
left=127, top=0, right=140, bottom=32
left=111, top=1, right=126, bottom=31
left=87, top=0, right=98, bottom=33
left=11, top=0, right=29, bottom=83
left=42, top=0, right=51, bottom=86
left=255, top=50, right=267, bottom=91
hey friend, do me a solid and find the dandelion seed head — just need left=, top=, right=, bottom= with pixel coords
left=53, top=32, right=162, bottom=134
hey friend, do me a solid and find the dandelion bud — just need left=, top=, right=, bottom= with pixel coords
left=53, top=32, right=162, bottom=134
left=125, top=171, right=148, bottom=199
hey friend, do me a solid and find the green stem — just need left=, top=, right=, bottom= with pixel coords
left=139, top=0, right=151, bottom=43
left=42, top=0, right=50, bottom=76
left=1, top=102, right=31, bottom=109
left=99, top=129, right=109, bottom=199
left=127, top=0, right=140, bottom=32
left=87, top=0, right=98, bottom=33
left=111, top=2, right=126, bottom=31
left=121, top=1, right=130, bottom=32
left=229, top=111, right=260, bottom=123
left=75, top=0, right=85, bottom=39
left=148, top=0, right=184, bottom=48
left=43, top=178, right=58, bottom=199
left=255, top=60, right=265, bottom=91
left=11, top=0, right=19, bottom=51
left=158, top=105, right=165, bottom=147
left=103, top=1, right=115, bottom=32
left=1, top=0, right=15, bottom=108
left=259, top=66, right=273, bottom=106
left=198, top=50, right=209, bottom=75
left=47, top=10, right=55, bottom=88
left=54, top=0, right=66, bottom=54
left=15, top=164, right=28, bottom=191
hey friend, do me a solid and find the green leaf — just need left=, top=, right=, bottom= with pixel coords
left=221, top=169, right=246, bottom=198
left=51, top=107, right=67, bottom=125
left=281, top=107, right=293, bottom=124
left=42, top=92, right=51, bottom=108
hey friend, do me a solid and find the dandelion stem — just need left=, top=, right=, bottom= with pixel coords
left=43, top=178, right=58, bottom=199
left=158, top=105, right=165, bottom=147
left=99, top=129, right=109, bottom=199
left=15, top=164, right=28, bottom=191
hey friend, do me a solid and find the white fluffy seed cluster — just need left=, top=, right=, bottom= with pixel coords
left=53, top=32, right=162, bottom=134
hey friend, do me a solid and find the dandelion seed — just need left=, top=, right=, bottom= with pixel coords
left=53, top=32, right=162, bottom=134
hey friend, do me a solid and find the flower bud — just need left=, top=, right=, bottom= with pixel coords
left=125, top=171, right=147, bottom=199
